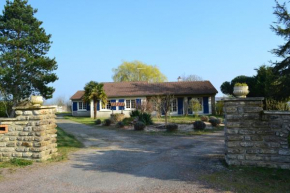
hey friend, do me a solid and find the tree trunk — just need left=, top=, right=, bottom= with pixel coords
left=94, top=100, right=97, bottom=119
left=165, top=112, right=168, bottom=126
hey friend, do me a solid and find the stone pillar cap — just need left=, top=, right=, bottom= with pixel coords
left=222, top=97, right=264, bottom=101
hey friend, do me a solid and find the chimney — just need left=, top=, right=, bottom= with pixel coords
left=177, top=76, right=183, bottom=82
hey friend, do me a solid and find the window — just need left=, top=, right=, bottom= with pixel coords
left=106, top=101, right=111, bottom=109
left=131, top=100, right=136, bottom=108
left=78, top=102, right=87, bottom=110
left=125, top=99, right=136, bottom=109
left=126, top=100, right=130, bottom=108
left=171, top=99, right=177, bottom=112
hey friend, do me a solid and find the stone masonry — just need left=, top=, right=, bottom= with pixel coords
left=0, top=106, right=57, bottom=162
left=224, top=98, right=290, bottom=169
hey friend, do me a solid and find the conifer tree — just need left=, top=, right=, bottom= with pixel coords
left=0, top=0, right=58, bottom=116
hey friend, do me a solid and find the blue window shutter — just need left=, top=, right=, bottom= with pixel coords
left=188, top=97, right=192, bottom=114
left=119, top=99, right=124, bottom=110
left=111, top=100, right=116, bottom=110
left=178, top=98, right=183, bottom=115
left=203, top=97, right=209, bottom=114
left=86, top=102, right=90, bottom=111
left=136, top=99, right=141, bottom=108
left=97, top=100, right=100, bottom=111
left=73, top=102, right=77, bottom=111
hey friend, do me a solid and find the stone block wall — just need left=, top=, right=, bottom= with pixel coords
left=224, top=98, right=290, bottom=169
left=0, top=106, right=57, bottom=162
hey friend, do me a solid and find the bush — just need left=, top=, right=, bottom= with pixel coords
left=130, top=110, right=141, bottom=117
left=116, top=121, right=125, bottom=128
left=216, top=101, right=224, bottom=116
left=110, top=113, right=125, bottom=123
left=209, top=117, right=222, bottom=127
left=134, top=121, right=146, bottom=131
left=138, top=112, right=153, bottom=125
left=265, top=99, right=290, bottom=111
left=200, top=116, right=209, bottom=122
left=122, top=117, right=134, bottom=126
left=166, top=124, right=178, bottom=132
left=95, top=119, right=102, bottom=125
left=193, top=121, right=206, bottom=130
left=103, top=119, right=111, bottom=126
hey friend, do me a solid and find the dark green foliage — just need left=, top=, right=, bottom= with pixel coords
left=138, top=112, right=153, bottom=125
left=116, top=121, right=125, bottom=128
left=130, top=110, right=141, bottom=117
left=134, top=121, right=146, bottom=131
left=193, top=121, right=206, bottom=130
left=0, top=101, right=12, bottom=117
left=200, top=116, right=209, bottom=122
left=103, top=119, right=111, bottom=126
left=122, top=117, right=134, bottom=125
left=220, top=76, right=255, bottom=97
left=95, top=119, right=102, bottom=125
left=166, top=124, right=178, bottom=132
left=0, top=0, right=58, bottom=115
left=209, top=117, right=222, bottom=127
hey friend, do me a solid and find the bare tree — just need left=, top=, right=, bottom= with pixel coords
left=180, top=74, right=203, bottom=81
left=149, top=96, right=162, bottom=119
left=136, top=100, right=153, bottom=113
left=161, top=94, right=175, bottom=126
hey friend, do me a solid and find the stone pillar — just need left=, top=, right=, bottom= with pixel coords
left=0, top=106, right=57, bottom=162
left=223, top=97, right=290, bottom=169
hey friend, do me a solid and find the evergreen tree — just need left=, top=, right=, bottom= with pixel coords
left=270, top=1, right=290, bottom=100
left=0, top=0, right=58, bottom=116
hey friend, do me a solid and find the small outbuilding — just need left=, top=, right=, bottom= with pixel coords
left=70, top=81, right=218, bottom=118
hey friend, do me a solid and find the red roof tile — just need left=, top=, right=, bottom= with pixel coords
left=70, top=81, right=218, bottom=100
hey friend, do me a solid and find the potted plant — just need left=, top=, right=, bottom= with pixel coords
left=233, top=83, right=249, bottom=98
left=30, top=95, right=44, bottom=107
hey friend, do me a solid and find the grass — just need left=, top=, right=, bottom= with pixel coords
left=152, top=115, right=224, bottom=124
left=201, top=166, right=290, bottom=193
left=50, top=126, right=83, bottom=162
left=0, top=158, right=33, bottom=168
left=64, top=115, right=105, bottom=126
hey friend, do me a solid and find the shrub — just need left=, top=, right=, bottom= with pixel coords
left=103, top=119, right=111, bottom=126
left=166, top=124, right=178, bottom=132
left=234, top=83, right=248, bottom=86
left=138, top=112, right=153, bottom=125
left=209, top=117, right=222, bottom=127
left=10, top=158, right=33, bottom=167
left=193, top=121, right=206, bottom=130
left=116, top=121, right=125, bottom=128
left=110, top=113, right=125, bottom=123
left=134, top=121, right=146, bottom=131
left=122, top=117, right=134, bottom=126
left=95, top=119, right=102, bottom=125
left=130, top=110, right=141, bottom=117
left=265, top=99, right=290, bottom=111
left=200, top=116, right=209, bottom=122
left=216, top=101, right=224, bottom=116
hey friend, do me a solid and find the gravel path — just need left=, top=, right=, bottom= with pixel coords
left=0, top=117, right=226, bottom=193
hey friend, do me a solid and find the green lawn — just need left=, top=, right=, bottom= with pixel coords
left=50, top=126, right=83, bottom=162
left=64, top=115, right=104, bottom=126
left=201, top=166, right=290, bottom=193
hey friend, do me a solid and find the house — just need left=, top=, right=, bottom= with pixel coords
left=70, top=81, right=218, bottom=118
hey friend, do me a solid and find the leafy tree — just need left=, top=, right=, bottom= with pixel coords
left=0, top=0, right=58, bottom=117
left=112, top=60, right=167, bottom=82
left=83, top=81, right=107, bottom=119
left=188, top=98, right=202, bottom=118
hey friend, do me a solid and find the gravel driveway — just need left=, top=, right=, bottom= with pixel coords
left=0, top=117, right=226, bottom=193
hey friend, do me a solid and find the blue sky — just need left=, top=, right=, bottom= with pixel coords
left=0, top=0, right=284, bottom=100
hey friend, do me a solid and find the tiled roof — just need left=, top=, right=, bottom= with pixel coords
left=70, top=81, right=218, bottom=100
